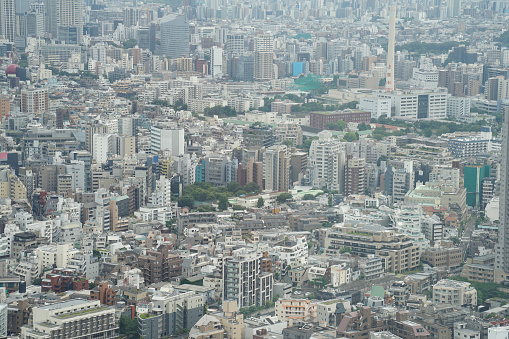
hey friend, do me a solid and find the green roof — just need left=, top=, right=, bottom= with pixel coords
left=370, top=286, right=385, bottom=298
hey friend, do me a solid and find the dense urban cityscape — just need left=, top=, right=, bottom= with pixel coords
left=1, top=0, right=509, bottom=338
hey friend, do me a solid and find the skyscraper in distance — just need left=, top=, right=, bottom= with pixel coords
left=496, top=108, right=509, bottom=282
left=160, top=14, right=189, bottom=59
left=44, top=0, right=83, bottom=43
left=0, top=0, right=15, bottom=42
left=254, top=33, right=274, bottom=82
left=385, top=5, right=396, bottom=92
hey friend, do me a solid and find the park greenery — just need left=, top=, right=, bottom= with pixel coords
left=204, top=105, right=237, bottom=117
left=176, top=182, right=261, bottom=209
left=396, top=41, right=465, bottom=55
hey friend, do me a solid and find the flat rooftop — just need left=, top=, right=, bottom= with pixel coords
left=38, top=299, right=91, bottom=311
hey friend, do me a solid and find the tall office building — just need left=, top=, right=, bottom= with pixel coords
left=485, top=76, right=509, bottom=101
left=85, top=125, right=109, bottom=152
left=0, top=0, right=15, bottom=42
left=226, top=33, right=245, bottom=55
left=263, top=145, right=291, bottom=192
left=160, top=14, right=189, bottom=59
left=448, top=0, right=462, bottom=17
left=123, top=7, right=140, bottom=27
left=385, top=5, right=396, bottom=92
left=44, top=0, right=83, bottom=43
left=210, top=46, right=223, bottom=78
left=254, top=33, right=274, bottom=81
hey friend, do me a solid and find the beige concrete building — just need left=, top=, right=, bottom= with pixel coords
left=275, top=298, right=317, bottom=327
left=432, top=279, right=477, bottom=307
left=189, top=315, right=225, bottom=339
left=214, top=300, right=243, bottom=339
left=324, top=225, right=420, bottom=273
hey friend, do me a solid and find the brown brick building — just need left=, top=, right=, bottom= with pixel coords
left=345, top=155, right=366, bottom=196
left=421, top=247, right=462, bottom=270
left=310, top=110, right=371, bottom=129
left=137, top=245, right=183, bottom=284
left=90, top=281, right=117, bottom=305
left=41, top=268, right=88, bottom=293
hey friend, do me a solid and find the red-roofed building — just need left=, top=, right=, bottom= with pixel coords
left=41, top=268, right=88, bottom=292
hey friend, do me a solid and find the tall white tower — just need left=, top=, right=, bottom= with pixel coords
left=386, top=5, right=396, bottom=92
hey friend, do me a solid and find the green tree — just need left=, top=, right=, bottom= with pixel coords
left=218, top=195, right=229, bottom=211
left=32, top=278, right=42, bottom=286
left=358, top=122, right=371, bottom=131
left=118, top=316, right=139, bottom=339
left=377, top=155, right=388, bottom=166
left=276, top=193, right=293, bottom=203
left=343, top=132, right=358, bottom=142
left=303, top=194, right=315, bottom=200
left=328, top=195, right=333, bottom=207
left=283, top=139, right=293, bottom=147
left=257, top=197, right=265, bottom=208
left=122, top=39, right=138, bottom=49
left=178, top=195, right=195, bottom=208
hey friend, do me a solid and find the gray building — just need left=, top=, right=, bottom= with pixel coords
left=160, top=14, right=189, bottom=59
left=138, top=291, right=203, bottom=338
left=223, top=248, right=273, bottom=308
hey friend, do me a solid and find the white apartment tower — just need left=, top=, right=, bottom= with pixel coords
left=254, top=33, right=274, bottom=81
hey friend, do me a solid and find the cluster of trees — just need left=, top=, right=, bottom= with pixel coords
left=122, top=39, right=138, bottom=49
left=276, top=193, right=293, bottom=203
left=176, top=182, right=261, bottom=209
left=239, top=295, right=280, bottom=318
left=118, top=316, right=139, bottom=339
left=291, top=100, right=358, bottom=113
left=258, top=94, right=305, bottom=112
left=151, top=98, right=188, bottom=111
left=204, top=105, right=237, bottom=117
left=342, top=132, right=359, bottom=142
left=326, top=119, right=347, bottom=131
left=373, top=117, right=493, bottom=138
left=396, top=41, right=464, bottom=55
left=495, top=30, right=509, bottom=46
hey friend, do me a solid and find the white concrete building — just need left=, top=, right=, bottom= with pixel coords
left=359, top=97, right=392, bottom=119
left=273, top=236, right=308, bottom=267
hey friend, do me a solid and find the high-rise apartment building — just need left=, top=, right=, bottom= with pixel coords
left=137, top=245, right=183, bottom=284
left=21, top=89, right=48, bottom=115
left=485, top=76, right=509, bottom=101
left=44, top=0, right=83, bottom=43
left=85, top=125, right=109, bottom=153
left=223, top=248, right=273, bottom=308
left=263, top=145, right=291, bottom=192
left=0, top=96, right=9, bottom=121
left=160, top=14, right=189, bottom=59
left=151, top=125, right=184, bottom=156
left=254, top=33, right=274, bottom=81
left=345, top=155, right=366, bottom=196
left=309, top=131, right=346, bottom=193
left=0, top=0, right=15, bottom=42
